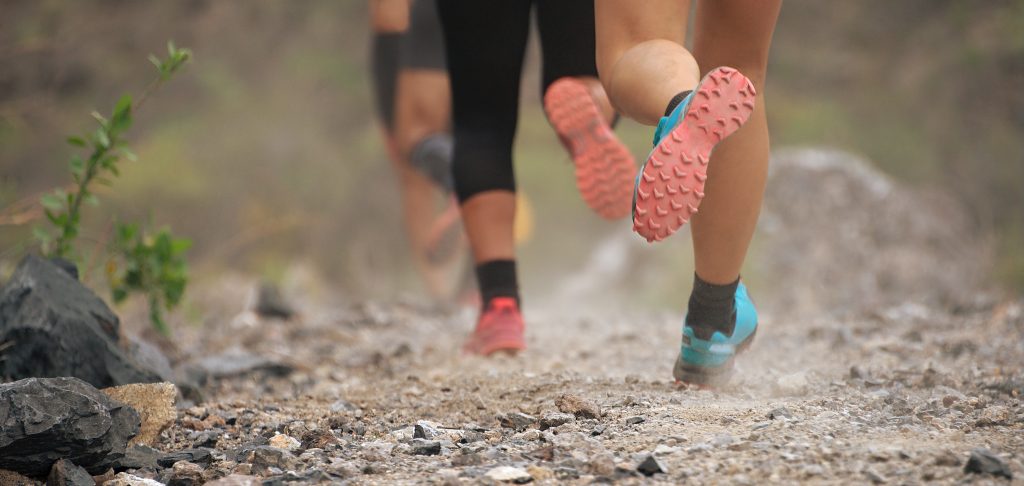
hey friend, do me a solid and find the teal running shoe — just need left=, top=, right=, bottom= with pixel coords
left=673, top=282, right=758, bottom=386
left=632, top=66, right=756, bottom=243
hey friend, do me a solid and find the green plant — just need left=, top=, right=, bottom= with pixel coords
left=34, top=41, right=193, bottom=334
left=108, top=223, right=191, bottom=335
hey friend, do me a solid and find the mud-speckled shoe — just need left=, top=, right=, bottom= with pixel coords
left=632, top=66, right=756, bottom=242
left=673, top=282, right=758, bottom=386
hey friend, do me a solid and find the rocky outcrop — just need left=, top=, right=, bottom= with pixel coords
left=0, top=377, right=140, bottom=476
left=0, top=255, right=164, bottom=387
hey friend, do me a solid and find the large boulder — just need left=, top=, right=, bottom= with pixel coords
left=0, top=255, right=164, bottom=387
left=0, top=377, right=141, bottom=477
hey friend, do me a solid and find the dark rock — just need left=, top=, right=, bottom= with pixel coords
left=166, top=461, right=204, bottom=486
left=242, top=446, right=296, bottom=475
left=0, top=377, right=141, bottom=476
left=625, top=416, right=645, bottom=425
left=157, top=449, right=215, bottom=468
left=0, top=255, right=164, bottom=387
left=46, top=459, right=93, bottom=486
left=498, top=412, right=536, bottom=431
left=591, top=425, right=606, bottom=436
left=849, top=365, right=866, bottom=380
left=409, top=439, right=441, bottom=456
left=255, top=283, right=295, bottom=320
left=192, top=429, right=223, bottom=448
left=115, top=445, right=161, bottom=470
left=47, top=257, right=78, bottom=280
left=413, top=421, right=440, bottom=439
left=964, top=448, right=1012, bottom=479
left=539, top=413, right=574, bottom=430
left=636, top=454, right=667, bottom=476
left=767, top=407, right=793, bottom=420
left=193, top=348, right=294, bottom=380
left=300, top=429, right=338, bottom=449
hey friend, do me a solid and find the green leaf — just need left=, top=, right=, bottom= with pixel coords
left=94, top=128, right=110, bottom=149
left=67, top=136, right=87, bottom=147
left=109, top=94, right=133, bottom=136
left=33, top=226, right=51, bottom=242
left=69, top=155, right=84, bottom=177
left=149, top=54, right=162, bottom=71
left=83, top=193, right=100, bottom=207
left=171, top=238, right=192, bottom=254
left=40, top=194, right=63, bottom=210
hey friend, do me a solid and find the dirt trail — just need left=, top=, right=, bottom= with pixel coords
left=131, top=150, right=1020, bottom=484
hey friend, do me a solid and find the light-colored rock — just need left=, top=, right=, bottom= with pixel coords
left=103, top=472, right=166, bottom=486
left=101, top=382, right=177, bottom=446
left=204, top=475, right=262, bottom=486
left=268, top=433, right=301, bottom=452
left=485, top=466, right=532, bottom=483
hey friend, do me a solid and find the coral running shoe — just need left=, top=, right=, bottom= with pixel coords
left=544, top=77, right=635, bottom=220
left=673, top=282, right=758, bottom=386
left=632, top=66, right=756, bottom=242
left=462, top=297, right=526, bottom=356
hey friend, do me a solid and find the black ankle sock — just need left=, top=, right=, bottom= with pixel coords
left=475, top=260, right=519, bottom=308
left=410, top=133, right=455, bottom=193
left=685, top=273, right=738, bottom=340
left=664, top=90, right=693, bottom=117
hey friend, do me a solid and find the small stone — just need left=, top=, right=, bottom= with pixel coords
left=864, top=468, right=886, bottom=484
left=167, top=461, right=204, bottom=486
left=268, top=433, right=301, bottom=452
left=591, top=425, right=606, bottom=436
left=104, top=472, right=165, bottom=486
left=933, top=450, right=961, bottom=467
left=976, top=405, right=1011, bottom=426
left=254, top=282, right=295, bottom=319
left=46, top=459, right=93, bottom=486
left=115, top=445, right=161, bottom=470
left=964, top=448, right=1012, bottom=479
left=767, top=407, right=793, bottom=420
left=653, top=444, right=681, bottom=456
left=553, top=467, right=580, bottom=480
left=942, top=395, right=959, bottom=407
left=244, top=446, right=297, bottom=475
left=101, top=382, right=177, bottom=447
left=625, top=416, right=645, bottom=425
left=0, top=469, right=37, bottom=486
left=409, top=439, right=441, bottom=456
left=636, top=454, right=667, bottom=476
left=498, top=412, right=537, bottom=431
left=158, top=449, right=214, bottom=468
left=414, top=421, right=441, bottom=439
left=539, top=412, right=574, bottom=430
left=205, top=475, right=262, bottom=486
left=485, top=466, right=532, bottom=483
left=751, top=421, right=772, bottom=431
left=711, top=434, right=737, bottom=448
left=527, top=465, right=553, bottom=481
left=849, top=366, right=866, bottom=379
left=555, top=394, right=601, bottom=419
left=301, top=429, right=339, bottom=449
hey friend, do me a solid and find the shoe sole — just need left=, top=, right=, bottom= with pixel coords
left=544, top=78, right=635, bottom=220
left=672, top=327, right=758, bottom=387
left=633, top=67, right=756, bottom=242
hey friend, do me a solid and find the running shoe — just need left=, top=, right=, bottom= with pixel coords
left=632, top=67, right=756, bottom=242
left=673, top=282, right=758, bottom=386
left=462, top=297, right=526, bottom=356
left=544, top=77, right=635, bottom=220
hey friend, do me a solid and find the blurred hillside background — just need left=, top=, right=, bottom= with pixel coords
left=1, top=1, right=1022, bottom=321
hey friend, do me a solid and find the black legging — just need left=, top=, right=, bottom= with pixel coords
left=437, top=0, right=599, bottom=202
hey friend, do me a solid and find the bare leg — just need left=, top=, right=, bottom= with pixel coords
left=595, top=0, right=780, bottom=283
left=392, top=69, right=456, bottom=298
left=595, top=0, right=696, bottom=124
left=689, top=0, right=781, bottom=283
